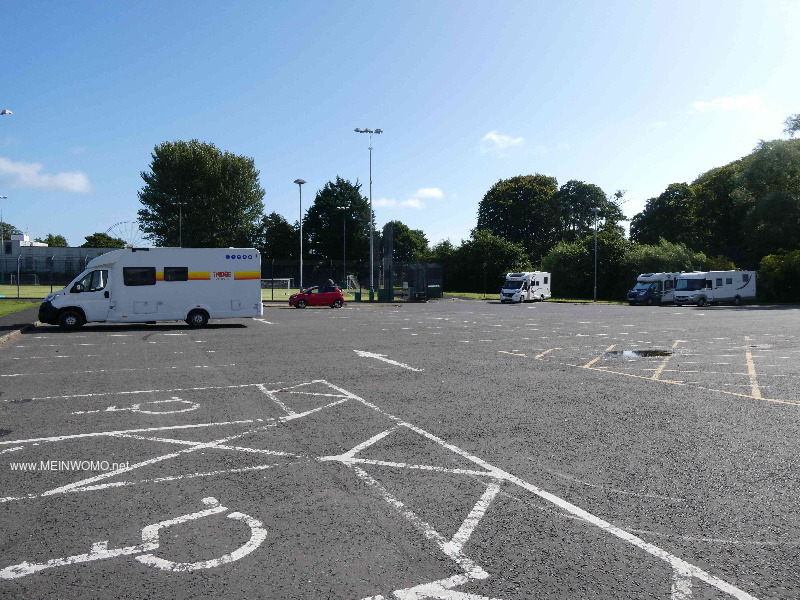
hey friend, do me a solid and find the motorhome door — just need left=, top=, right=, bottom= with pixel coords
left=71, top=269, right=111, bottom=322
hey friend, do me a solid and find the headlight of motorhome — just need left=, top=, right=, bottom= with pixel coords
left=43, top=292, right=60, bottom=302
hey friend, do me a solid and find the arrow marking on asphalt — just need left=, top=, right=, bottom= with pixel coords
left=354, top=350, right=424, bottom=372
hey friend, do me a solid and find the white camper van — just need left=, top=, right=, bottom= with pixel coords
left=674, top=270, right=756, bottom=306
left=39, top=248, right=263, bottom=330
left=626, top=272, right=681, bottom=305
left=500, top=272, right=551, bottom=303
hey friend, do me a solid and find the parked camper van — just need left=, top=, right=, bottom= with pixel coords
left=500, top=272, right=551, bottom=303
left=627, top=272, right=681, bottom=305
left=39, top=248, right=263, bottom=330
left=674, top=270, right=756, bottom=306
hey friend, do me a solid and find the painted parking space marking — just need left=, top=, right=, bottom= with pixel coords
left=0, top=496, right=267, bottom=579
left=0, top=379, right=763, bottom=598
left=651, top=340, right=685, bottom=380
left=0, top=364, right=237, bottom=378
left=71, top=397, right=201, bottom=416
left=354, top=349, right=424, bottom=371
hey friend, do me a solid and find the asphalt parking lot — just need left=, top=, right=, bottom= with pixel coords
left=1, top=299, right=799, bottom=599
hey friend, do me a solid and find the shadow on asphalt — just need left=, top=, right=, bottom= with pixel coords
left=29, top=322, right=248, bottom=334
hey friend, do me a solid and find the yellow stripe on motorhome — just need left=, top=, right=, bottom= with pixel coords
left=188, top=272, right=210, bottom=280
left=156, top=272, right=164, bottom=281
left=234, top=271, right=260, bottom=280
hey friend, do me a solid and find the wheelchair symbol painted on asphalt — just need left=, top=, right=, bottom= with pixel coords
left=0, top=497, right=266, bottom=579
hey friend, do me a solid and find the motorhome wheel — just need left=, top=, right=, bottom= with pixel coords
left=697, top=297, right=706, bottom=307
left=187, top=309, right=209, bottom=328
left=733, top=295, right=742, bottom=306
left=58, top=310, right=84, bottom=331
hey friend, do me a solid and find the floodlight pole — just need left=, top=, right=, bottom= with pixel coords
left=0, top=196, right=6, bottom=284
left=294, top=179, right=306, bottom=289
left=355, top=127, right=382, bottom=295
left=591, top=207, right=600, bottom=302
left=336, top=206, right=348, bottom=288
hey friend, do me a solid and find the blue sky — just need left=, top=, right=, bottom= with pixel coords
left=1, top=0, right=797, bottom=248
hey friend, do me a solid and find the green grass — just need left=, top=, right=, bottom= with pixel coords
left=0, top=285, right=55, bottom=299
left=0, top=300, right=38, bottom=317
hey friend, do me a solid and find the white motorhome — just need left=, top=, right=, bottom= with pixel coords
left=500, top=272, right=551, bottom=303
left=626, top=272, right=681, bottom=305
left=674, top=270, right=756, bottom=306
left=39, top=248, right=263, bottom=330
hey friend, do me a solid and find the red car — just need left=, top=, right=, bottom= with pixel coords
left=289, top=285, right=345, bottom=308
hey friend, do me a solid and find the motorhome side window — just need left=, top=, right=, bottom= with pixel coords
left=716, top=278, right=723, bottom=287
left=164, top=267, right=189, bottom=282
left=75, top=270, right=108, bottom=292
left=123, top=267, right=156, bottom=286
left=726, top=278, right=732, bottom=285
left=544, top=276, right=548, bottom=284
left=743, top=274, right=750, bottom=282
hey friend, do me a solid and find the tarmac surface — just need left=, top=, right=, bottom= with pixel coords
left=1, top=299, right=799, bottom=599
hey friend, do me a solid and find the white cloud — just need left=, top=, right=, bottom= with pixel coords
left=692, top=94, right=765, bottom=113
left=373, top=197, right=397, bottom=208
left=0, top=157, right=91, bottom=193
left=412, top=187, right=443, bottom=199
left=480, top=130, right=525, bottom=154
left=399, top=198, right=424, bottom=209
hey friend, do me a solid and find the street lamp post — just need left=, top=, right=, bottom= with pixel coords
left=294, top=179, right=306, bottom=289
left=336, top=206, right=348, bottom=289
left=354, top=127, right=382, bottom=296
left=0, top=195, right=6, bottom=284
left=591, top=207, right=600, bottom=302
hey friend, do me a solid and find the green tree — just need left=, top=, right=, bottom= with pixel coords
left=429, top=239, right=456, bottom=264
left=784, top=113, right=800, bottom=139
left=733, top=139, right=800, bottom=261
left=758, top=250, right=800, bottom=302
left=303, top=176, right=371, bottom=261
left=553, top=180, right=625, bottom=242
left=690, top=162, right=746, bottom=260
left=384, top=220, right=429, bottom=262
left=137, top=140, right=265, bottom=248
left=630, top=183, right=697, bottom=246
left=34, top=233, right=68, bottom=247
left=81, top=232, right=126, bottom=248
left=0, top=221, right=22, bottom=242
left=447, top=230, right=531, bottom=293
left=259, top=212, right=297, bottom=259
left=542, top=227, right=630, bottom=299
left=476, top=174, right=560, bottom=262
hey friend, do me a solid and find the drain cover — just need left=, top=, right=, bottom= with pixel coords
left=607, top=350, right=672, bottom=358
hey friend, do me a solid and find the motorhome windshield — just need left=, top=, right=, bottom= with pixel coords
left=632, top=282, right=654, bottom=291
left=503, top=280, right=524, bottom=290
left=676, top=279, right=703, bottom=291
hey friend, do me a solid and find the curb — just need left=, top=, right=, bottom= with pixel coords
left=0, top=322, right=38, bottom=346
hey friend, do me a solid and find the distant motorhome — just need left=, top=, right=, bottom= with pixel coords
left=627, top=272, right=681, bottom=305
left=674, top=271, right=756, bottom=306
left=500, top=272, right=551, bottom=303
left=39, top=248, right=263, bottom=330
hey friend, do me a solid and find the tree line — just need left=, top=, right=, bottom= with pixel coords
left=23, top=116, right=799, bottom=301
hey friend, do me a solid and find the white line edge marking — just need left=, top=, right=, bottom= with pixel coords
left=448, top=483, right=501, bottom=554
left=353, top=350, right=424, bottom=372
left=2, top=378, right=761, bottom=598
